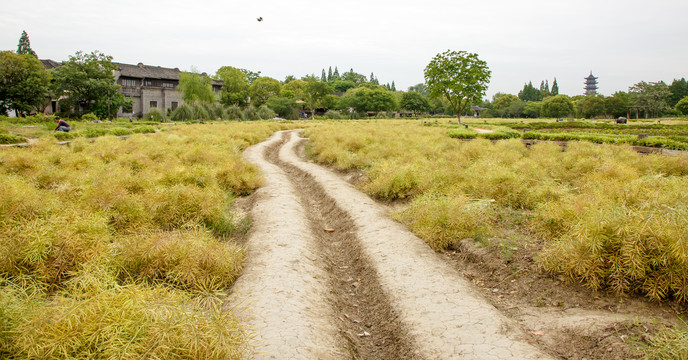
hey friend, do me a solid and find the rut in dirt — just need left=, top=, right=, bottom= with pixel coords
left=268, top=132, right=419, bottom=359
left=230, top=130, right=555, bottom=359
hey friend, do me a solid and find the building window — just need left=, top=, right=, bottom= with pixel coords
left=150, top=101, right=157, bottom=108
left=121, top=78, right=137, bottom=87
left=162, top=82, right=175, bottom=88
left=171, top=101, right=178, bottom=110
left=144, top=80, right=152, bottom=86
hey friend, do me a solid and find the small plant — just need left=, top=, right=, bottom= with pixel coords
left=81, top=113, right=98, bottom=121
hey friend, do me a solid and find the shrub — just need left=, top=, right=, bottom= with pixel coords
left=170, top=103, right=193, bottom=121
left=676, top=96, right=688, bottom=115
left=257, top=105, right=277, bottom=120
left=143, top=108, right=165, bottom=122
left=81, top=113, right=98, bottom=121
left=113, top=230, right=245, bottom=292
left=393, top=191, right=494, bottom=251
left=224, top=105, right=244, bottom=120
left=324, top=110, right=344, bottom=119
left=0, top=133, right=27, bottom=144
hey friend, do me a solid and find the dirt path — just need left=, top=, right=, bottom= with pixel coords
left=230, top=130, right=552, bottom=359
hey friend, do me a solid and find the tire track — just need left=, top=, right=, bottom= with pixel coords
left=231, top=129, right=553, bottom=359
left=280, top=130, right=554, bottom=360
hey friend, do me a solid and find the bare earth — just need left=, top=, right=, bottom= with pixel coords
left=229, top=130, right=683, bottom=359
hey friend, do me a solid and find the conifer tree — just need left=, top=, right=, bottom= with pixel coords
left=327, top=66, right=333, bottom=82
left=333, top=67, right=340, bottom=80
left=321, top=69, right=326, bottom=82
left=17, top=30, right=37, bottom=58
left=551, top=78, right=559, bottom=95
left=391, top=81, right=396, bottom=91
left=544, top=79, right=550, bottom=96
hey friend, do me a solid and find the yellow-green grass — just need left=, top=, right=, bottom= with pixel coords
left=304, top=120, right=688, bottom=304
left=0, top=122, right=297, bottom=358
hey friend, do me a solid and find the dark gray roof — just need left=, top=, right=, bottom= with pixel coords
left=40, top=59, right=62, bottom=70
left=115, top=62, right=181, bottom=80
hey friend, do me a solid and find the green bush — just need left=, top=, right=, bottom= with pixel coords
left=0, top=134, right=27, bottom=144
left=170, top=103, right=193, bottom=121
left=257, top=105, right=277, bottom=120
left=81, top=113, right=98, bottom=121
left=143, top=108, right=165, bottom=122
left=224, top=105, right=244, bottom=120
left=324, top=110, right=344, bottom=120
left=52, top=131, right=76, bottom=141
left=676, top=96, right=688, bottom=115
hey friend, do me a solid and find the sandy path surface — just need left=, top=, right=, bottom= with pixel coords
left=228, top=131, right=342, bottom=359
left=230, top=129, right=553, bottom=359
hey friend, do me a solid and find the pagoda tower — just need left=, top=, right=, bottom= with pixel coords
left=584, top=71, right=598, bottom=95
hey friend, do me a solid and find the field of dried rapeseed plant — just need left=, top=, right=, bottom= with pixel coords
left=0, top=122, right=295, bottom=359
left=304, top=120, right=688, bottom=304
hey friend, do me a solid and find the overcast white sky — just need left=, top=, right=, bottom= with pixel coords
left=2, top=0, right=686, bottom=99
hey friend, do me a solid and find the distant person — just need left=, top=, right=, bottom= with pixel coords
left=54, top=117, right=71, bottom=132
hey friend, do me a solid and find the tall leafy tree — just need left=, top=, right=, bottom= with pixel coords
left=248, top=77, right=281, bottom=107
left=341, top=69, right=367, bottom=85
left=178, top=70, right=216, bottom=103
left=327, top=67, right=333, bottom=82
left=391, top=81, right=396, bottom=91
left=668, top=78, right=688, bottom=107
left=16, top=31, right=37, bottom=58
left=216, top=66, right=249, bottom=106
left=303, top=80, right=334, bottom=119
left=332, top=67, right=340, bottom=80
left=629, top=81, right=671, bottom=117
left=541, top=94, right=574, bottom=117
left=0, top=51, right=51, bottom=115
left=551, top=78, right=559, bottom=95
left=51, top=50, right=130, bottom=118
left=400, top=91, right=430, bottom=115
left=492, top=93, right=521, bottom=117
left=321, top=69, right=327, bottom=82
left=407, top=83, right=429, bottom=98
left=424, top=50, right=491, bottom=122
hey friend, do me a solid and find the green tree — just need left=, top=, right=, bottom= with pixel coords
left=51, top=50, right=130, bottom=118
left=303, top=80, right=334, bottom=119
left=580, top=95, right=606, bottom=118
left=629, top=81, right=671, bottom=117
left=248, top=77, right=281, bottom=107
left=341, top=69, right=367, bottom=85
left=178, top=70, right=216, bottom=103
left=282, top=79, right=306, bottom=99
left=331, top=80, right=356, bottom=93
left=267, top=96, right=297, bottom=119
left=551, top=78, right=559, bottom=95
left=332, top=67, right=340, bottom=80
left=668, top=78, right=688, bottom=107
left=604, top=95, right=627, bottom=118
left=492, top=93, right=520, bottom=117
left=338, top=87, right=396, bottom=113
left=407, top=83, right=429, bottom=98
left=522, top=101, right=541, bottom=118
left=400, top=91, right=430, bottom=115
left=327, top=67, right=333, bottom=82
left=0, top=51, right=51, bottom=115
left=16, top=31, right=37, bottom=58
left=216, top=66, right=249, bottom=106
left=675, top=96, right=688, bottom=115
left=391, top=81, right=396, bottom=91
left=321, top=69, right=327, bottom=82
left=518, top=82, right=541, bottom=101
left=424, top=50, right=491, bottom=122
left=541, top=94, right=574, bottom=118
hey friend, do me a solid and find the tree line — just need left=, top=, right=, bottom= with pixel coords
left=2, top=31, right=687, bottom=120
